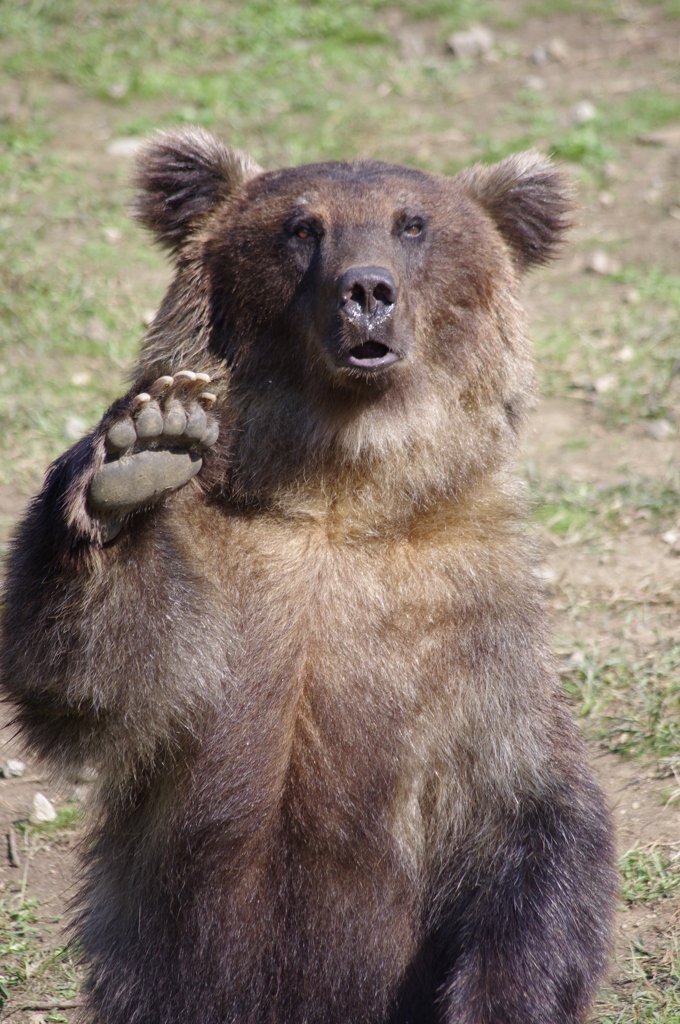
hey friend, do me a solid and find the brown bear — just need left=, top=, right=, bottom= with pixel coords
left=0, top=127, right=615, bottom=1024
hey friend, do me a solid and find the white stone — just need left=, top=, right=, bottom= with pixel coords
left=106, top=137, right=145, bottom=159
left=662, top=529, right=679, bottom=545
left=31, top=792, right=57, bottom=823
left=107, top=82, right=127, bottom=100
left=447, top=25, right=494, bottom=59
left=524, top=76, right=546, bottom=91
left=1, top=759, right=26, bottom=778
left=593, top=374, right=617, bottom=394
left=571, top=100, right=597, bottom=125
left=615, top=345, right=634, bottom=362
left=646, top=418, right=673, bottom=440
left=547, top=38, right=570, bottom=61
left=587, top=250, right=620, bottom=275
left=529, top=45, right=548, bottom=65
left=64, top=416, right=88, bottom=441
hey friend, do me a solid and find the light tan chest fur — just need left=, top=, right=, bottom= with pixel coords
left=167, top=490, right=549, bottom=867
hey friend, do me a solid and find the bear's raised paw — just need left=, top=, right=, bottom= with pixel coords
left=88, top=371, right=219, bottom=536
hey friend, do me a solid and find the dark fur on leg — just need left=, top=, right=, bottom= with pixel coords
left=434, top=775, right=616, bottom=1024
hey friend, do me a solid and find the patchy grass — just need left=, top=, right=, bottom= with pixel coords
left=620, top=845, right=680, bottom=906
left=0, top=892, right=82, bottom=1020
left=535, top=268, right=680, bottom=426
left=14, top=804, right=83, bottom=838
left=532, top=475, right=680, bottom=542
left=596, top=931, right=680, bottom=1024
left=562, top=644, right=680, bottom=760
left=595, top=847, right=680, bottom=1022
left=0, top=805, right=86, bottom=1018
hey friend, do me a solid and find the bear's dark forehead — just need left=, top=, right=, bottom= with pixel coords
left=247, top=160, right=446, bottom=206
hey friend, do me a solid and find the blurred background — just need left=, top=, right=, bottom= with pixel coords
left=0, top=1, right=679, bottom=1021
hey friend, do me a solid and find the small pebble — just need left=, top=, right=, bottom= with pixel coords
left=524, top=76, right=546, bottom=91
left=593, top=373, right=617, bottom=394
left=615, top=345, right=634, bottom=362
left=447, top=25, right=494, bottom=59
left=106, top=137, right=145, bottom=159
left=662, top=529, right=679, bottom=545
left=571, top=100, right=597, bottom=125
left=104, top=227, right=122, bottom=244
left=529, top=45, right=548, bottom=65
left=64, top=415, right=88, bottom=441
left=71, top=371, right=91, bottom=386
left=598, top=191, right=614, bottom=207
left=547, top=37, right=570, bottom=61
left=107, top=82, right=127, bottom=100
left=646, top=418, right=673, bottom=440
left=586, top=251, right=620, bottom=276
left=31, top=792, right=57, bottom=823
left=1, top=759, right=25, bottom=778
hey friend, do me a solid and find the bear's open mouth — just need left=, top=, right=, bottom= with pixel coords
left=346, top=341, right=399, bottom=370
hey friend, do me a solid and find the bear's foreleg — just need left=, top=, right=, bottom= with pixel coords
left=0, top=370, right=223, bottom=775
left=433, top=779, right=615, bottom=1024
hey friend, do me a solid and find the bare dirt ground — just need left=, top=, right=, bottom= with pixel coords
left=0, top=2, right=679, bottom=1021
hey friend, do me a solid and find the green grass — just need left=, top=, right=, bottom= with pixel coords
left=532, top=475, right=680, bottom=542
left=562, top=644, right=680, bottom=760
left=596, top=931, right=680, bottom=1023
left=594, top=848, right=680, bottom=1022
left=621, top=846, right=680, bottom=906
left=0, top=892, right=82, bottom=1020
left=535, top=268, right=680, bottom=425
left=0, top=805, right=85, bottom=1017
left=14, top=803, right=83, bottom=837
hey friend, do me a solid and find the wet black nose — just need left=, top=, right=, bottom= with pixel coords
left=338, top=266, right=397, bottom=317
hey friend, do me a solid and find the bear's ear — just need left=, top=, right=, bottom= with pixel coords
left=457, top=151, right=573, bottom=271
left=132, top=127, right=262, bottom=253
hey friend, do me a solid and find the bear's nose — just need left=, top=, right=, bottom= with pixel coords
left=338, top=267, right=397, bottom=318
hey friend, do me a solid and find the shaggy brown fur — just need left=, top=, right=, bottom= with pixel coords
left=1, top=127, right=615, bottom=1024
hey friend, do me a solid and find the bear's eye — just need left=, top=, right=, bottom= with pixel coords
left=289, top=221, right=318, bottom=241
left=402, top=219, right=424, bottom=238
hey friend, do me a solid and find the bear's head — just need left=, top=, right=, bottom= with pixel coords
left=132, top=128, right=571, bottom=505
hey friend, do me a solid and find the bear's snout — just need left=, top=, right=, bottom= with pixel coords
left=337, top=266, right=397, bottom=318
left=336, top=265, right=401, bottom=370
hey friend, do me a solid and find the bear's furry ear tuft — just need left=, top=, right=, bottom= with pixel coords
left=458, top=151, right=574, bottom=271
left=132, top=127, right=262, bottom=253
